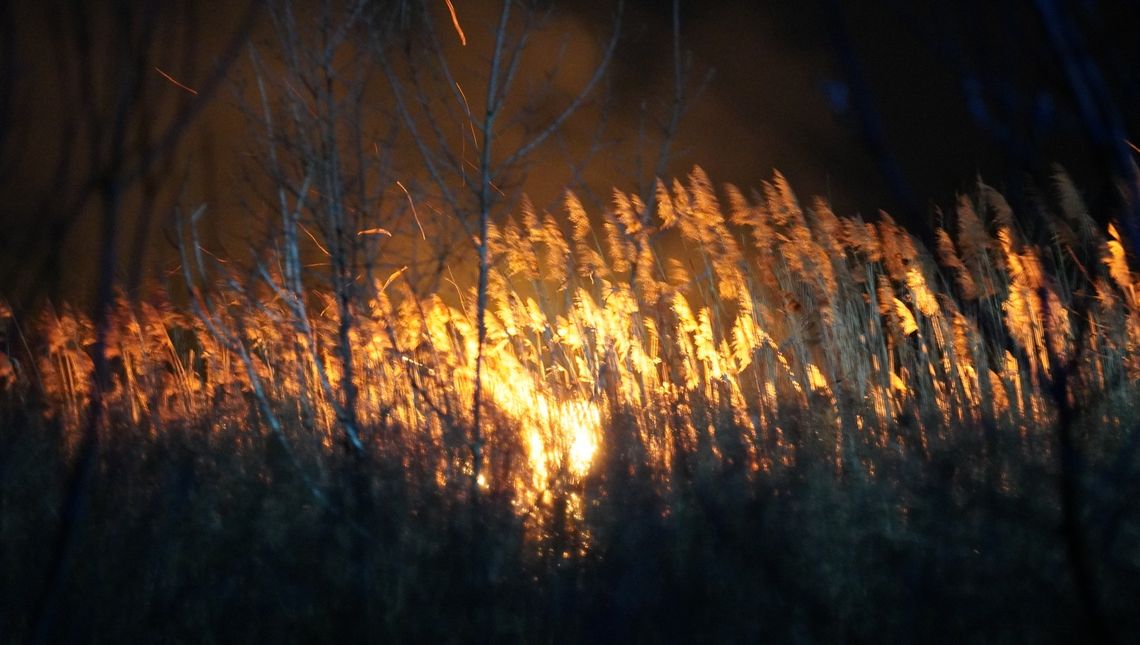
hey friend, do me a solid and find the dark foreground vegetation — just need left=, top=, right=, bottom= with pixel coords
left=2, top=382, right=1139, bottom=642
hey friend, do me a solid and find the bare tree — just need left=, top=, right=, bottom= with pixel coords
left=189, top=0, right=633, bottom=496
left=24, top=1, right=259, bottom=641
left=372, top=0, right=624, bottom=491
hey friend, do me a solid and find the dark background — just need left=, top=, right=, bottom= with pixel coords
left=612, top=0, right=1139, bottom=218
left=2, top=0, right=1138, bottom=301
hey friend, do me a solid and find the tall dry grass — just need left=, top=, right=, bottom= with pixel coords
left=2, top=168, right=1140, bottom=641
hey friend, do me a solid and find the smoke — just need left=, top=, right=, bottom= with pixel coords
left=4, top=0, right=1138, bottom=303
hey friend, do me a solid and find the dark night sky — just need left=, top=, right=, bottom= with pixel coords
left=608, top=0, right=1140, bottom=218
left=2, top=0, right=1138, bottom=301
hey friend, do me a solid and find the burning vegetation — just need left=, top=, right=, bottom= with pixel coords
left=3, top=168, right=1140, bottom=641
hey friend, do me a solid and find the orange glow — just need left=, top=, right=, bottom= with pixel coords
left=6, top=168, right=1139, bottom=537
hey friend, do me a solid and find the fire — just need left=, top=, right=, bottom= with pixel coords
left=481, top=351, right=601, bottom=486
left=5, top=168, right=1140, bottom=539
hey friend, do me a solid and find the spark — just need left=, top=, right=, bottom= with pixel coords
left=358, top=227, right=392, bottom=237
left=395, top=180, right=427, bottom=240
left=306, top=187, right=368, bottom=217
left=378, top=266, right=408, bottom=294
left=463, top=159, right=506, bottom=196
left=298, top=222, right=331, bottom=257
left=444, top=0, right=466, bottom=46
left=446, top=264, right=469, bottom=315
left=455, top=81, right=480, bottom=150
left=154, top=66, right=198, bottom=95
